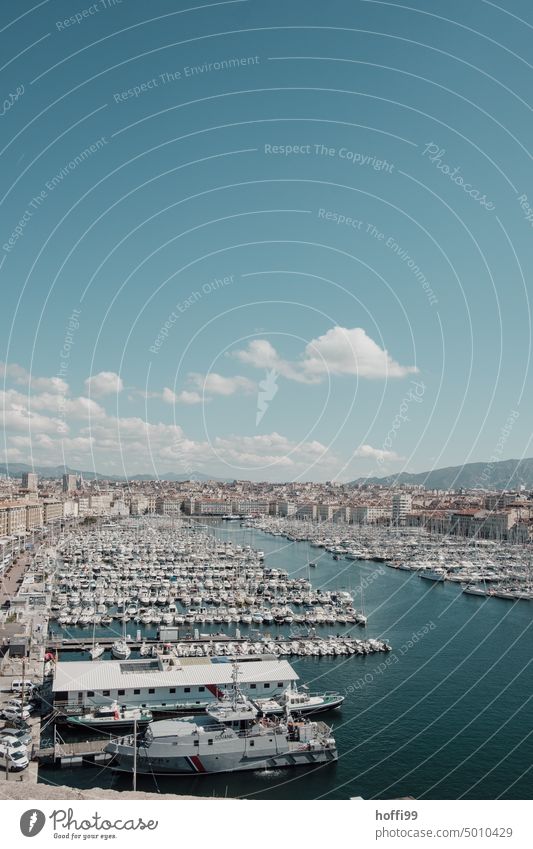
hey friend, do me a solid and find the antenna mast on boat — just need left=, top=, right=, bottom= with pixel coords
left=231, top=659, right=241, bottom=710
left=133, top=715, right=137, bottom=792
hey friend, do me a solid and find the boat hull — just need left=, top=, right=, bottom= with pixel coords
left=255, top=695, right=344, bottom=716
left=107, top=746, right=337, bottom=774
left=67, top=716, right=152, bottom=730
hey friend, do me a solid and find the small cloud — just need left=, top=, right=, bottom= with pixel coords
left=85, top=371, right=124, bottom=397
left=354, top=444, right=403, bottom=462
left=177, top=390, right=203, bottom=405
left=161, top=387, right=177, bottom=404
left=303, top=327, right=418, bottom=379
left=189, top=372, right=255, bottom=396
left=0, top=362, right=68, bottom=394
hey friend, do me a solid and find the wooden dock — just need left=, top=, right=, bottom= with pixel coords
left=37, top=739, right=113, bottom=768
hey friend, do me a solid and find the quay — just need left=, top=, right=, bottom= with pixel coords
left=36, top=738, right=113, bottom=769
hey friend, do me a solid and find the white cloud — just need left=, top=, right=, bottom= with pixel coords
left=85, top=371, right=124, bottom=397
left=189, top=372, right=255, bottom=396
left=354, top=444, right=403, bottom=462
left=232, top=339, right=279, bottom=370
left=209, top=432, right=334, bottom=470
left=160, top=386, right=207, bottom=406
left=0, top=404, right=67, bottom=435
left=232, top=340, right=311, bottom=383
left=176, top=390, right=202, bottom=405
left=1, top=387, right=106, bottom=421
left=303, top=327, right=418, bottom=379
left=0, top=362, right=343, bottom=478
left=161, top=387, right=177, bottom=404
left=0, top=362, right=68, bottom=394
left=232, top=327, right=418, bottom=382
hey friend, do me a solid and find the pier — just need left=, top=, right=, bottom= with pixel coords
left=45, top=634, right=391, bottom=660
left=37, top=738, right=113, bottom=768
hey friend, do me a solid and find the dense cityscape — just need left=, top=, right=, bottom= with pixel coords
left=1, top=470, right=532, bottom=567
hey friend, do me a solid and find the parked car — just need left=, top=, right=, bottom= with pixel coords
left=6, top=699, right=34, bottom=714
left=3, top=717, right=31, bottom=732
left=1, top=706, right=31, bottom=722
left=0, top=745, right=29, bottom=771
left=0, top=728, right=32, bottom=747
left=0, top=738, right=27, bottom=754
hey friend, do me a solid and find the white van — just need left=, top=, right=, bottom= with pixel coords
left=0, top=745, right=29, bottom=771
left=11, top=680, right=34, bottom=695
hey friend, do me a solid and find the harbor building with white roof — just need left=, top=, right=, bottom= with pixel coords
left=51, top=656, right=298, bottom=714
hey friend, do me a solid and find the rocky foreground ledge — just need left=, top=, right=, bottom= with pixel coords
left=0, top=783, right=223, bottom=801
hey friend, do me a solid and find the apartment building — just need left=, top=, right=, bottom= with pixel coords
left=130, top=496, right=149, bottom=515
left=231, top=500, right=270, bottom=515
left=155, top=497, right=182, bottom=516
left=295, top=503, right=318, bottom=520
left=351, top=505, right=387, bottom=525
left=391, top=494, right=412, bottom=525
left=25, top=503, right=43, bottom=530
left=21, top=472, right=38, bottom=492
left=43, top=500, right=63, bottom=523
left=62, top=473, right=77, bottom=493
left=277, top=501, right=297, bottom=517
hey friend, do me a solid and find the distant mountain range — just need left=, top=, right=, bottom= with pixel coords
left=351, top=458, right=533, bottom=491
left=0, top=463, right=228, bottom=483
left=2, top=458, right=532, bottom=490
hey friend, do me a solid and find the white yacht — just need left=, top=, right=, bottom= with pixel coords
left=111, top=639, right=131, bottom=660
left=254, top=685, right=344, bottom=716
left=89, top=643, right=105, bottom=661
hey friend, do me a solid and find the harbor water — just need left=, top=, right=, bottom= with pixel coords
left=41, top=521, right=533, bottom=800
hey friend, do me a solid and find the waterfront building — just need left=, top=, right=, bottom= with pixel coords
left=351, top=505, right=387, bottom=525
left=317, top=504, right=334, bottom=522
left=25, top=503, right=43, bottom=530
left=296, top=503, right=318, bottom=520
left=155, top=497, right=182, bottom=516
left=51, top=657, right=299, bottom=713
left=0, top=501, right=27, bottom=535
left=231, top=499, right=270, bottom=515
left=333, top=506, right=350, bottom=523
left=43, top=500, right=63, bottom=523
left=277, top=500, right=297, bottom=516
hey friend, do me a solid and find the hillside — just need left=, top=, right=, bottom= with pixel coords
left=351, top=458, right=533, bottom=491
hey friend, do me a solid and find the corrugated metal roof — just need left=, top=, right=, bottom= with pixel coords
left=53, top=658, right=298, bottom=692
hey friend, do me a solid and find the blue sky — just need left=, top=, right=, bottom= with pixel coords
left=1, top=0, right=532, bottom=480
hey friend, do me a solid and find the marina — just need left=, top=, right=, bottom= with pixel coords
left=246, top=517, right=533, bottom=601
left=1, top=515, right=532, bottom=798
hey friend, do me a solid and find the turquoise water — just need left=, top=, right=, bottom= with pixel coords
left=41, top=523, right=533, bottom=799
